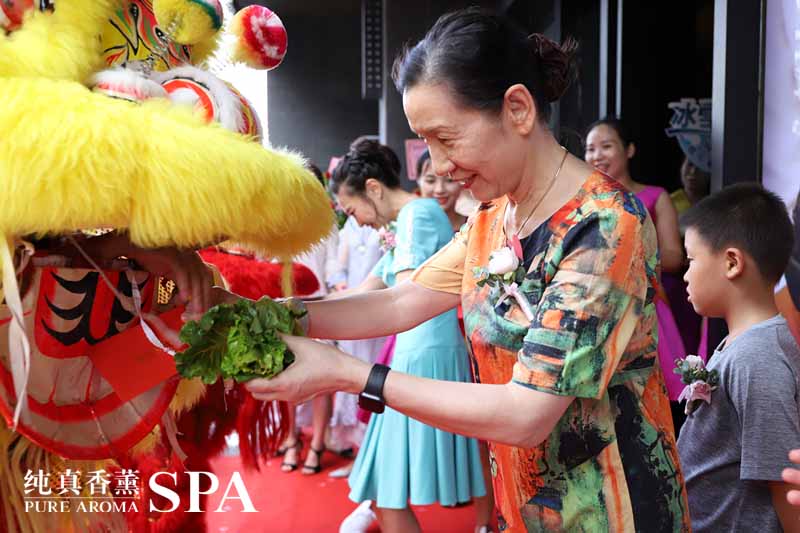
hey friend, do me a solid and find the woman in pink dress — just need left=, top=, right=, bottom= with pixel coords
left=585, top=117, right=692, bottom=431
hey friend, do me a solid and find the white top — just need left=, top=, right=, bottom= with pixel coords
left=293, top=225, right=341, bottom=298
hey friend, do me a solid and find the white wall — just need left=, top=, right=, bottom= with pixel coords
left=763, top=0, right=800, bottom=210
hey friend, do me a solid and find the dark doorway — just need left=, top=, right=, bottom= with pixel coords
left=618, top=1, right=714, bottom=192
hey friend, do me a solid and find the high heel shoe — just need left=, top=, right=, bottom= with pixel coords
left=280, top=439, right=302, bottom=472
left=301, top=445, right=325, bottom=475
left=276, top=438, right=297, bottom=456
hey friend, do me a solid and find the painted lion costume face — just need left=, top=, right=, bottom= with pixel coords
left=0, top=2, right=331, bottom=531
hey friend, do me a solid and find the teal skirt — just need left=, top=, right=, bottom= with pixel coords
left=347, top=344, right=487, bottom=509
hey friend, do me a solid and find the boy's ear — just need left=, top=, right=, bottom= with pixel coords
left=724, top=247, right=745, bottom=280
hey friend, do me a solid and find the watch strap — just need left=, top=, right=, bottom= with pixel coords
left=359, top=364, right=391, bottom=413
left=364, top=363, right=390, bottom=397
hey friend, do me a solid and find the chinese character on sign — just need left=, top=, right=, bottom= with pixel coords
left=58, top=468, right=81, bottom=496
left=23, top=469, right=52, bottom=496
left=668, top=101, right=698, bottom=130
left=113, top=469, right=140, bottom=497
left=86, top=469, right=112, bottom=496
left=665, top=97, right=711, bottom=173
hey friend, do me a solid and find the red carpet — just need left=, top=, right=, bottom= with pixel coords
left=206, top=451, right=483, bottom=532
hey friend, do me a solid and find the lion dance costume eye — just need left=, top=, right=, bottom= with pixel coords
left=0, top=2, right=331, bottom=531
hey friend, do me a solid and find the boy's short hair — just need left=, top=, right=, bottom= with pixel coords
left=681, top=183, right=795, bottom=284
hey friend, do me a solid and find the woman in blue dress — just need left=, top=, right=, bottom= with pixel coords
left=331, top=139, right=486, bottom=533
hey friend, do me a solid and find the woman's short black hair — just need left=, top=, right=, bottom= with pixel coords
left=392, top=7, right=578, bottom=123
left=681, top=183, right=795, bottom=284
left=330, top=138, right=401, bottom=195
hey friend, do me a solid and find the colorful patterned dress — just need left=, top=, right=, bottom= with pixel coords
left=347, top=198, right=486, bottom=508
left=413, top=172, right=689, bottom=532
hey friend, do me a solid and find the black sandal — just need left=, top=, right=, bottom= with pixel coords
left=280, top=439, right=302, bottom=472
left=338, top=447, right=355, bottom=458
left=301, top=446, right=325, bottom=475
left=276, top=436, right=298, bottom=457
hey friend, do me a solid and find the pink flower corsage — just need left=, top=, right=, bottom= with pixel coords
left=377, top=222, right=397, bottom=252
left=674, top=355, right=719, bottom=415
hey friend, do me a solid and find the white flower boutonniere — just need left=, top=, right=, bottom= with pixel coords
left=487, top=247, right=519, bottom=275
left=473, top=246, right=533, bottom=321
left=674, top=355, right=719, bottom=415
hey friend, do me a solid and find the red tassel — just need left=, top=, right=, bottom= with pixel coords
left=179, top=381, right=243, bottom=460
left=118, top=442, right=216, bottom=532
left=236, top=391, right=290, bottom=471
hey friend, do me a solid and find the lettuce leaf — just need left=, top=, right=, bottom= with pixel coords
left=176, top=298, right=301, bottom=384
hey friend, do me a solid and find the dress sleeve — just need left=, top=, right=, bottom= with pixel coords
left=512, top=208, right=652, bottom=399
left=411, top=222, right=469, bottom=295
left=390, top=202, right=443, bottom=275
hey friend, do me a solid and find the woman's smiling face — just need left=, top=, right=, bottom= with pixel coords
left=584, top=124, right=632, bottom=180
left=418, top=159, right=462, bottom=213
left=403, top=82, right=526, bottom=203
left=334, top=180, right=394, bottom=229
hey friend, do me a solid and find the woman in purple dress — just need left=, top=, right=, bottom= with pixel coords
left=585, top=117, right=692, bottom=430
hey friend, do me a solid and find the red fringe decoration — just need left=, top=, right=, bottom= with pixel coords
left=117, top=445, right=209, bottom=533
left=199, top=248, right=319, bottom=299
left=236, top=392, right=290, bottom=471
left=177, top=380, right=241, bottom=458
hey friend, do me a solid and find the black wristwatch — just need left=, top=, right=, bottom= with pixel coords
left=358, top=364, right=391, bottom=414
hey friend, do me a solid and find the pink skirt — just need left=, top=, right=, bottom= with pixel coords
left=656, top=297, right=696, bottom=401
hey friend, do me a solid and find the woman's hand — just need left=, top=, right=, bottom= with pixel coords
left=782, top=449, right=800, bottom=506
left=244, top=334, right=371, bottom=404
left=127, top=247, right=215, bottom=320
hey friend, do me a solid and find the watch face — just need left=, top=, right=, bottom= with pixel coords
left=358, top=393, right=385, bottom=414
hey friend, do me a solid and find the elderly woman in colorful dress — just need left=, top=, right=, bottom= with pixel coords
left=238, top=8, right=689, bottom=533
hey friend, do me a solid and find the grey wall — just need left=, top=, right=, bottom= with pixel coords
left=242, top=0, right=379, bottom=170
left=239, top=0, right=577, bottom=180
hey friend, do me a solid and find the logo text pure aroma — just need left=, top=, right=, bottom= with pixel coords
left=22, top=470, right=257, bottom=513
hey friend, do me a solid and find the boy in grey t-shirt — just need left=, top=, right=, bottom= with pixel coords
left=677, top=184, right=800, bottom=532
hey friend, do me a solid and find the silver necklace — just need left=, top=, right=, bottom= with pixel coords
left=505, top=146, right=568, bottom=243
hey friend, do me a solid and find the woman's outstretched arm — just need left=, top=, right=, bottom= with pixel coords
left=306, top=279, right=460, bottom=340
left=246, top=335, right=572, bottom=449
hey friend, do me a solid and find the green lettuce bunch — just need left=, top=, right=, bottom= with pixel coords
left=176, top=298, right=304, bottom=384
